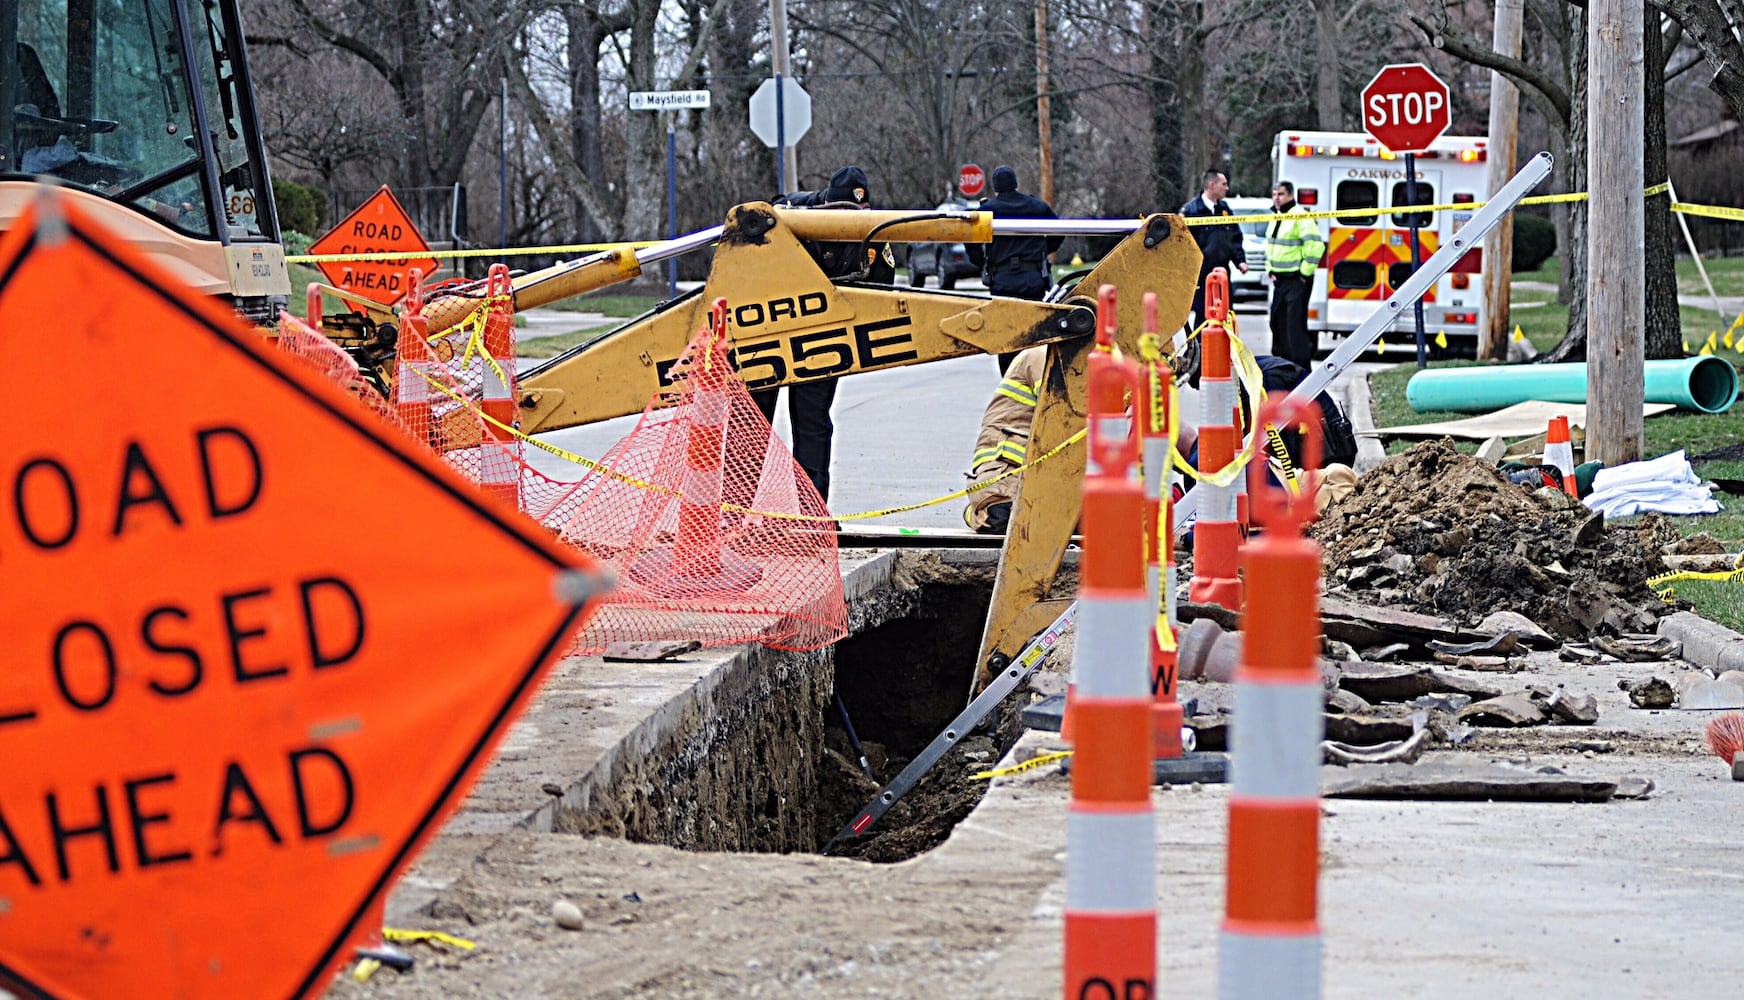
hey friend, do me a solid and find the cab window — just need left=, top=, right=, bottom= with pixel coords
left=1390, top=181, right=1435, bottom=229
left=5, top=0, right=214, bottom=235
left=1335, top=180, right=1379, bottom=227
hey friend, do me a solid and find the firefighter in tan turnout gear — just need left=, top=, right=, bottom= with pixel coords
left=963, top=346, right=1047, bottom=532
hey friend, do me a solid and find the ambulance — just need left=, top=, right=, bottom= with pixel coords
left=1270, top=130, right=1490, bottom=353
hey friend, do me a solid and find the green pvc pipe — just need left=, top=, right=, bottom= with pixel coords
left=1406, top=356, right=1739, bottom=414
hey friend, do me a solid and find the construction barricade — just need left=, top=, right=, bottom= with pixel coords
left=1220, top=395, right=1326, bottom=1000
left=475, top=263, right=523, bottom=509
left=539, top=298, right=848, bottom=652
left=1063, top=294, right=1156, bottom=1000
left=1189, top=269, right=1243, bottom=611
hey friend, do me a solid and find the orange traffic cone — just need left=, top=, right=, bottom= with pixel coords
left=1545, top=416, right=1578, bottom=498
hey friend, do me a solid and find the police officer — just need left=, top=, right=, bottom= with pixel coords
left=966, top=166, right=1062, bottom=374
left=752, top=165, right=895, bottom=502
left=1265, top=180, right=1326, bottom=371
left=1180, top=169, right=1247, bottom=328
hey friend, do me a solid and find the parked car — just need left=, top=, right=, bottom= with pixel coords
left=906, top=201, right=982, bottom=289
left=1225, top=195, right=1271, bottom=302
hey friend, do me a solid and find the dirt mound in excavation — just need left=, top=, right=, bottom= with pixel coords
left=1312, top=439, right=1683, bottom=639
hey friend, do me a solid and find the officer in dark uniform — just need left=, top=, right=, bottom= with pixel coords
left=966, top=166, right=1062, bottom=374
left=1180, top=168, right=1248, bottom=329
left=752, top=165, right=895, bottom=502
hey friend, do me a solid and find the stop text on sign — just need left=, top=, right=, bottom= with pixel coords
left=1366, top=89, right=1445, bottom=129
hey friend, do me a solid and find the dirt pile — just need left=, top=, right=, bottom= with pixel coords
left=1313, top=439, right=1683, bottom=639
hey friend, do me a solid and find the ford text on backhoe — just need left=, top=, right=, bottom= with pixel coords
left=1272, top=129, right=1489, bottom=354
left=2, top=0, right=289, bottom=322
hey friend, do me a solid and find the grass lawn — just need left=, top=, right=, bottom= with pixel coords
left=1363, top=291, right=1744, bottom=626
left=1514, top=254, right=1744, bottom=302
left=539, top=293, right=663, bottom=316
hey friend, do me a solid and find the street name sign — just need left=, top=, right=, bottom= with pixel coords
left=630, top=90, right=712, bottom=111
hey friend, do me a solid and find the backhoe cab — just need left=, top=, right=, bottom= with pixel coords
left=1, top=0, right=289, bottom=323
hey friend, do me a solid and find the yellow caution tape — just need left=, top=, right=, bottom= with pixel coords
left=1672, top=201, right=1744, bottom=224
left=410, top=362, right=1086, bottom=523
left=287, top=240, right=658, bottom=265
left=384, top=928, right=478, bottom=950
left=1183, top=182, right=1691, bottom=229
left=292, top=182, right=1719, bottom=267
left=973, top=750, right=1073, bottom=781
left=1648, top=555, right=1744, bottom=599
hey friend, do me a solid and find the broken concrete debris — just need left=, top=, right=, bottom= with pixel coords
left=1314, top=440, right=1683, bottom=640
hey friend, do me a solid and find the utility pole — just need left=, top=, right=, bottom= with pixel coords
left=770, top=0, right=798, bottom=194
left=1480, top=0, right=1523, bottom=361
left=1035, top=0, right=1054, bottom=206
left=1588, top=0, right=1645, bottom=465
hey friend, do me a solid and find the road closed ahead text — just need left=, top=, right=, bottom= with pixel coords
left=1, top=425, right=371, bottom=887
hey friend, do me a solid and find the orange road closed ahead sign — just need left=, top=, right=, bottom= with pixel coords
left=0, top=194, right=603, bottom=998
left=306, top=186, right=440, bottom=305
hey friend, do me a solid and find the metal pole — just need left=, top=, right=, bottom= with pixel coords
left=1406, top=152, right=1426, bottom=367
left=666, top=122, right=679, bottom=299
left=499, top=77, right=508, bottom=267
left=1035, top=0, right=1054, bottom=206
left=775, top=71, right=787, bottom=195
left=770, top=0, right=797, bottom=192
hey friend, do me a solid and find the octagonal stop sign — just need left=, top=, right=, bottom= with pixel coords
left=959, top=164, right=986, bottom=199
left=1360, top=63, right=1451, bottom=154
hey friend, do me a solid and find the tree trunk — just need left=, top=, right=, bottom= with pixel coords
left=1179, top=2, right=1207, bottom=186
left=620, top=0, right=665, bottom=238
left=1147, top=0, right=1184, bottom=212
left=394, top=0, right=432, bottom=187
left=1313, top=0, right=1341, bottom=128
left=1545, top=4, right=1590, bottom=363
left=1643, top=8, right=1682, bottom=359
left=566, top=5, right=611, bottom=241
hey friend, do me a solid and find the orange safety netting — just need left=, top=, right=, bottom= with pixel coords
left=279, top=280, right=846, bottom=654
left=541, top=300, right=847, bottom=652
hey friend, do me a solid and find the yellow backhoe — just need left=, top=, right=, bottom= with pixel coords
left=3, top=0, right=1203, bottom=690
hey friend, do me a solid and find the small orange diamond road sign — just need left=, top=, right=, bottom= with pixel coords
left=306, top=186, right=440, bottom=306
left=0, top=194, right=604, bottom=998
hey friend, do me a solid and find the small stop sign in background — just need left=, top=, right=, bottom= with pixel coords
left=1360, top=63, right=1451, bottom=154
left=959, top=164, right=986, bottom=198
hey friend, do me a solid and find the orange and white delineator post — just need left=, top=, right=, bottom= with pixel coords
left=1063, top=300, right=1156, bottom=1000
left=1063, top=286, right=1134, bottom=746
left=1190, top=268, right=1243, bottom=611
left=478, top=263, right=523, bottom=509
left=1138, top=292, right=1184, bottom=760
left=1220, top=395, right=1327, bottom=1000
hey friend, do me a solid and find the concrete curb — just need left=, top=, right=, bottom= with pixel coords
left=1346, top=371, right=1388, bottom=474
left=1657, top=610, right=1744, bottom=672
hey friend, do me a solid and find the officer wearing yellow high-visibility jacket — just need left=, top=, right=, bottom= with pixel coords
left=1265, top=180, right=1326, bottom=370
left=963, top=346, right=1047, bottom=533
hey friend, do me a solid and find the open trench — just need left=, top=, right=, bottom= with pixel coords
left=547, top=552, right=1032, bottom=863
